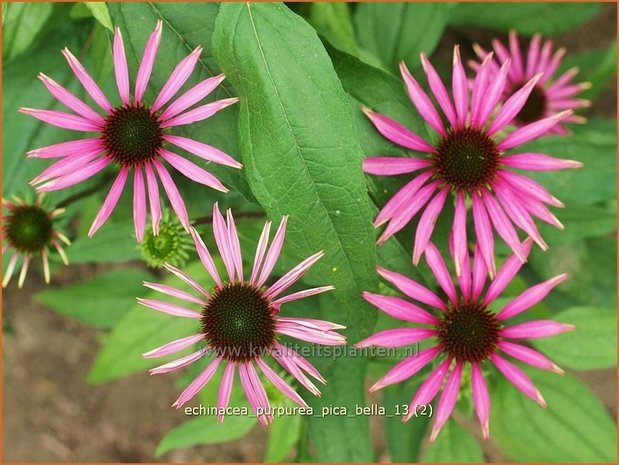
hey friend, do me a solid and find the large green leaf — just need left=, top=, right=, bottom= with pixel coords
left=449, top=3, right=600, bottom=36
left=35, top=268, right=151, bottom=328
left=491, top=369, right=616, bottom=462
left=68, top=218, right=142, bottom=263
left=355, top=3, right=451, bottom=71
left=533, top=306, right=617, bottom=370
left=2, top=2, right=53, bottom=61
left=213, top=4, right=378, bottom=460
left=265, top=411, right=302, bottom=462
left=421, top=419, right=484, bottom=463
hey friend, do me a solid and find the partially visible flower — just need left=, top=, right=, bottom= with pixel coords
left=356, top=239, right=573, bottom=441
left=139, top=210, right=192, bottom=268
left=363, top=46, right=582, bottom=274
left=140, top=204, right=345, bottom=425
left=21, top=21, right=241, bottom=242
left=471, top=31, right=590, bottom=134
left=2, top=194, right=70, bottom=288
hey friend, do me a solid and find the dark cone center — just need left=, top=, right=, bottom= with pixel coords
left=103, top=104, right=163, bottom=166
left=437, top=301, right=501, bottom=363
left=514, top=84, right=547, bottom=125
left=201, top=283, right=276, bottom=363
left=5, top=205, right=53, bottom=253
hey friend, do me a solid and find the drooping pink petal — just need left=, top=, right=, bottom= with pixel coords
left=363, top=157, right=430, bottom=176
left=491, top=353, right=546, bottom=407
left=160, top=149, right=228, bottom=192
left=471, top=362, right=490, bottom=439
left=404, top=358, right=452, bottom=421
left=189, top=227, right=222, bottom=289
left=472, top=193, right=496, bottom=277
left=369, top=346, right=441, bottom=392
left=249, top=220, right=271, bottom=285
left=420, top=52, right=457, bottom=127
left=19, top=108, right=102, bottom=132
left=498, top=341, right=563, bottom=374
left=256, top=358, right=308, bottom=407
left=452, top=192, right=468, bottom=277
left=497, top=170, right=564, bottom=208
left=160, top=74, right=227, bottom=121
left=112, top=27, right=131, bottom=105
left=471, top=245, right=487, bottom=301
left=152, top=159, right=190, bottom=230
left=87, top=166, right=128, bottom=236
left=211, top=203, right=235, bottom=281
left=430, top=362, right=463, bottom=442
left=273, top=286, right=335, bottom=306
left=137, top=298, right=202, bottom=319
left=135, top=20, right=162, bottom=104
left=481, top=191, right=525, bottom=261
left=497, top=110, right=573, bottom=151
left=413, top=187, right=449, bottom=265
left=152, top=46, right=203, bottom=112
left=362, top=291, right=439, bottom=325
left=226, top=209, right=244, bottom=281
left=143, top=333, right=204, bottom=358
left=455, top=240, right=472, bottom=301
left=143, top=281, right=205, bottom=305
left=161, top=98, right=239, bottom=128
left=133, top=166, right=147, bottom=242
left=256, top=216, right=288, bottom=287
left=374, top=171, right=433, bottom=227
left=242, top=362, right=273, bottom=426
left=361, top=107, right=434, bottom=152
left=377, top=266, right=447, bottom=311
left=501, top=153, right=583, bottom=171
left=424, top=242, right=458, bottom=306
left=497, top=273, right=568, bottom=320
left=173, top=356, right=221, bottom=409
left=483, top=237, right=534, bottom=306
left=38, top=73, right=103, bottom=123
left=27, top=137, right=103, bottom=159
left=163, top=134, right=242, bottom=168
left=487, top=74, right=542, bottom=135
left=400, top=61, right=446, bottom=136
left=163, top=263, right=210, bottom=297
left=149, top=348, right=207, bottom=375
left=2, top=253, right=19, bottom=288
left=143, top=163, right=162, bottom=235
left=501, top=320, right=575, bottom=340
left=217, top=362, right=235, bottom=423
left=61, top=47, right=112, bottom=112
left=451, top=46, right=468, bottom=128
left=38, top=157, right=111, bottom=193
left=277, top=317, right=345, bottom=332
left=276, top=323, right=346, bottom=346
left=276, top=343, right=326, bottom=384
left=30, top=147, right=102, bottom=185
left=271, top=344, right=321, bottom=396
left=265, top=251, right=324, bottom=299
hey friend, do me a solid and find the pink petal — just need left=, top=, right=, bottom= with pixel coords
left=226, top=209, right=244, bottom=281
left=256, top=358, right=308, bottom=407
left=19, top=108, right=102, bottom=132
left=400, top=61, right=446, bottom=136
left=471, top=245, right=487, bottom=301
left=483, top=237, right=534, bottom=306
left=61, top=47, right=112, bottom=112
left=38, top=73, right=103, bottom=124
left=112, top=27, right=131, bottom=105
left=276, top=323, right=346, bottom=346
left=211, top=203, right=235, bottom=281
left=143, top=281, right=205, bottom=305
left=452, top=192, right=468, bottom=277
left=501, top=153, right=582, bottom=171
left=499, top=341, right=563, bottom=374
left=135, top=20, right=162, bottom=104
left=412, top=187, right=449, bottom=265
left=161, top=98, right=239, bottom=128
left=249, top=220, right=271, bottom=285
left=471, top=362, right=490, bottom=439
left=424, top=242, right=458, bottom=306
left=525, top=34, right=542, bottom=78
left=508, top=30, right=525, bottom=80
left=173, top=356, right=221, bottom=409
left=374, top=171, right=433, bottom=228
left=273, top=285, right=334, bottom=306
left=137, top=298, right=202, bottom=319
left=152, top=46, right=203, bottom=113
left=149, top=348, right=206, bottom=375
left=451, top=46, right=468, bottom=128
left=497, top=110, right=573, bottom=151
left=501, top=320, right=575, bottom=340
left=361, top=107, right=434, bottom=153
left=133, top=166, right=147, bottom=242
left=363, top=157, right=430, bottom=176
left=488, top=74, right=542, bottom=135
left=265, top=251, right=324, bottom=299
left=362, top=291, right=439, bottom=325
left=377, top=266, right=447, bottom=311
left=472, top=193, right=496, bottom=277
left=470, top=52, right=494, bottom=127
left=143, top=333, right=204, bottom=358
left=404, top=358, right=452, bottom=421
left=498, top=273, right=567, bottom=320
left=163, top=134, right=242, bottom=168
left=30, top=147, right=102, bottom=185
left=477, top=58, right=511, bottom=126
left=143, top=163, right=162, bottom=234
left=256, top=216, right=288, bottom=287
left=491, top=353, right=546, bottom=407
left=189, top=226, right=222, bottom=288
left=160, top=74, right=227, bottom=121
left=216, top=362, right=235, bottom=423
left=87, top=166, right=128, bottom=236
left=355, top=328, right=436, bottom=348
left=271, top=344, right=322, bottom=396
left=27, top=137, right=103, bottom=159
left=2, top=253, right=19, bottom=288
left=420, top=52, right=457, bottom=127
left=152, top=159, right=190, bottom=230
left=239, top=363, right=271, bottom=425
left=163, top=263, right=210, bottom=298
left=369, top=346, right=441, bottom=392
left=160, top=149, right=227, bottom=192
left=38, top=157, right=110, bottom=192
left=497, top=170, right=564, bottom=208
left=547, top=67, right=579, bottom=93
left=277, top=317, right=345, bottom=332
left=481, top=190, right=525, bottom=262
left=430, top=362, right=463, bottom=442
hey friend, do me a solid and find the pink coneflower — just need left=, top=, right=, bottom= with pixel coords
left=471, top=31, right=590, bottom=134
left=20, top=21, right=241, bottom=242
left=140, top=204, right=345, bottom=425
left=363, top=46, right=582, bottom=274
left=356, top=239, right=574, bottom=441
left=2, top=194, right=70, bottom=288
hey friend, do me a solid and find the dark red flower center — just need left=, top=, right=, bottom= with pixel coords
left=201, top=282, right=276, bottom=363
left=437, top=301, right=501, bottom=363
left=433, top=128, right=500, bottom=192
left=514, top=84, right=547, bottom=125
left=102, top=104, right=163, bottom=166
left=5, top=205, right=53, bottom=254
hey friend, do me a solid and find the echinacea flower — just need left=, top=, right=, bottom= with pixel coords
left=356, top=238, right=573, bottom=441
left=140, top=203, right=345, bottom=425
left=21, top=21, right=241, bottom=242
left=471, top=31, right=590, bottom=134
left=363, top=46, right=582, bottom=274
left=2, top=194, right=70, bottom=288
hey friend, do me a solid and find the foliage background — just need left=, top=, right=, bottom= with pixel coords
left=2, top=2, right=617, bottom=463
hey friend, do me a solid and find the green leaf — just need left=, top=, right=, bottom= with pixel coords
left=533, top=306, right=616, bottom=370
left=213, top=4, right=378, bottom=461
left=308, top=3, right=358, bottom=56
left=355, top=3, right=451, bottom=71
left=83, top=2, right=113, bottom=31
left=265, top=412, right=302, bottom=462
left=35, top=268, right=151, bottom=328
left=422, top=419, right=484, bottom=462
left=2, top=2, right=53, bottom=61
left=68, top=219, right=142, bottom=264
left=491, top=369, right=616, bottom=462
left=88, top=261, right=208, bottom=383
left=449, top=3, right=600, bottom=36
left=155, top=414, right=256, bottom=457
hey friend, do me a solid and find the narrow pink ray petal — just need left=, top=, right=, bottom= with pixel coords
left=501, top=152, right=583, bottom=171
left=488, top=74, right=542, bottom=135
left=499, top=341, right=563, bottom=374
left=271, top=346, right=321, bottom=397
left=370, top=347, right=441, bottom=392
left=61, top=47, right=112, bottom=112
left=355, top=328, right=436, bottom=348
left=173, top=356, right=221, bottom=409
left=275, top=342, right=326, bottom=384
left=265, top=251, right=324, bottom=299
left=424, top=242, right=458, bottom=306
left=362, top=291, right=439, bottom=325
left=491, top=38, right=511, bottom=66
left=143, top=334, right=204, bottom=358
left=400, top=61, right=446, bottom=136
left=38, top=73, right=103, bottom=123
left=377, top=266, right=447, bottom=311
left=17, top=255, right=31, bottom=289
left=451, top=46, right=468, bottom=128
left=217, top=362, right=235, bottom=423
left=545, top=64, right=576, bottom=92
left=483, top=237, right=533, bottom=306
left=276, top=324, right=347, bottom=346
left=19, top=108, right=102, bottom=132
left=546, top=83, right=589, bottom=100
left=273, top=285, right=335, bottom=306
left=547, top=98, right=591, bottom=110
left=420, top=52, right=457, bottom=127
left=404, top=358, right=452, bottom=421
left=149, top=348, right=207, bottom=375
left=160, top=74, right=226, bottom=121
left=211, top=203, right=236, bottom=281
left=470, top=53, right=494, bottom=127
left=247, top=362, right=273, bottom=424
left=27, top=138, right=103, bottom=159
left=189, top=226, right=222, bottom=288
left=481, top=191, right=525, bottom=261
left=38, top=157, right=111, bottom=193
left=152, top=46, right=203, bottom=113
left=226, top=209, right=244, bottom=281
left=471, top=362, right=490, bottom=439
left=277, top=317, right=345, bottom=332
left=87, top=166, right=128, bottom=237
left=257, top=358, right=308, bottom=407
left=143, top=281, right=205, bottom=305
left=536, top=40, right=553, bottom=76
left=161, top=98, right=239, bottom=128
left=249, top=221, right=271, bottom=285
left=374, top=171, right=433, bottom=227
left=30, top=147, right=102, bottom=185
left=51, top=239, right=69, bottom=265
left=112, top=28, right=131, bottom=105
left=498, top=273, right=567, bottom=320
left=430, top=362, right=463, bottom=442
left=143, top=163, right=162, bottom=234
left=135, top=20, right=162, bottom=104
left=452, top=192, right=468, bottom=277
left=471, top=245, right=487, bottom=301
left=137, top=298, right=202, bottom=319
left=455, top=240, right=472, bottom=301
left=160, top=149, right=228, bottom=192
left=163, top=263, right=210, bottom=297
left=361, top=107, right=434, bottom=152
left=497, top=170, right=564, bottom=208
left=497, top=110, right=573, bottom=151
left=413, top=187, right=449, bottom=265
left=133, top=166, right=147, bottom=242
left=501, top=320, right=575, bottom=340
left=152, top=159, right=190, bottom=230
left=2, top=253, right=19, bottom=287
left=525, top=34, right=542, bottom=79
left=256, top=216, right=288, bottom=287
left=519, top=194, right=564, bottom=229
left=363, top=157, right=430, bottom=176
left=239, top=363, right=271, bottom=426
left=508, top=30, right=525, bottom=80
left=491, top=353, right=546, bottom=407
left=472, top=194, right=496, bottom=277
left=163, top=134, right=242, bottom=168
left=477, top=58, right=511, bottom=125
